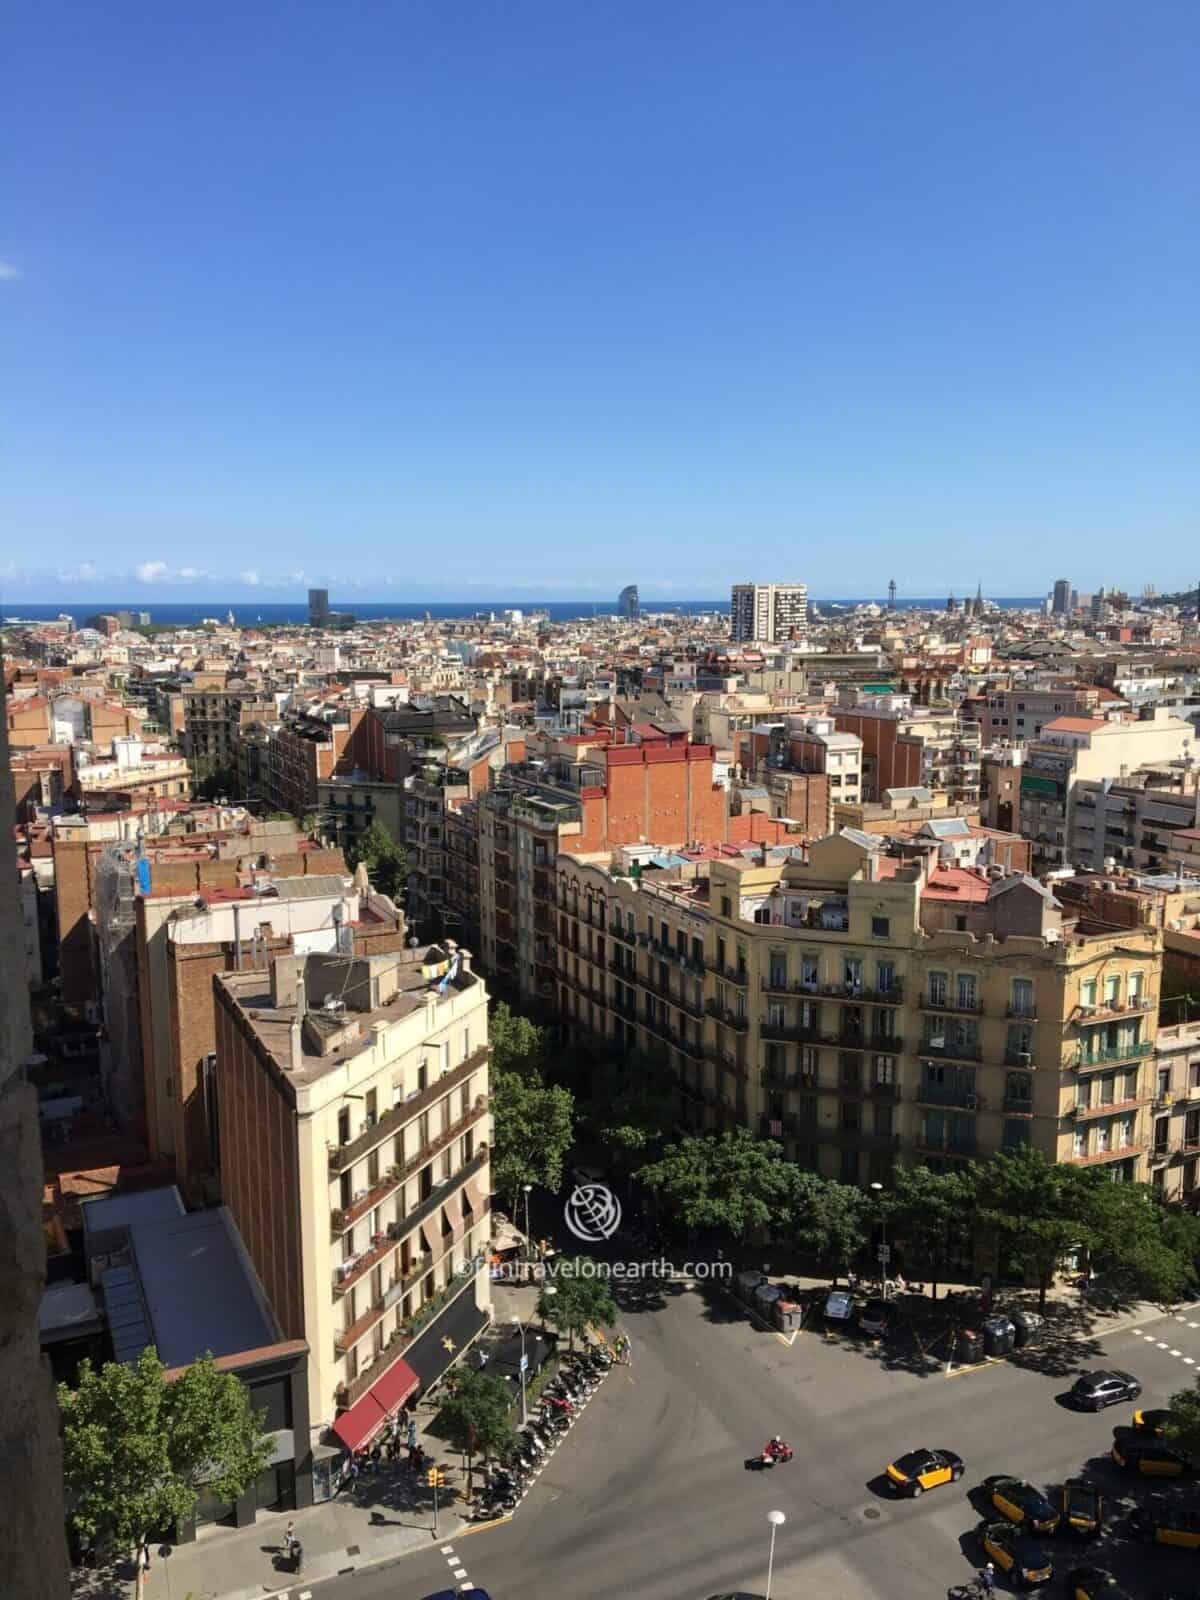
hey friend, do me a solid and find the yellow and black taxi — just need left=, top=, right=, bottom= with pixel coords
left=1128, top=1506, right=1200, bottom=1549
left=885, top=1446, right=964, bottom=1496
left=977, top=1521, right=1053, bottom=1588
left=1065, top=1565, right=1133, bottom=1600
left=982, top=1474, right=1060, bottom=1534
left=1059, top=1478, right=1103, bottom=1539
left=1133, top=1406, right=1179, bottom=1437
left=1110, top=1435, right=1192, bottom=1477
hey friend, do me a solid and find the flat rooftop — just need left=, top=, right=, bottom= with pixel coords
left=219, top=944, right=479, bottom=1086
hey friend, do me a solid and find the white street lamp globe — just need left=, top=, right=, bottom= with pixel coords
left=768, top=1509, right=786, bottom=1527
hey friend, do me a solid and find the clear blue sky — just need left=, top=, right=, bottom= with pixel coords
left=4, top=1, right=1198, bottom=603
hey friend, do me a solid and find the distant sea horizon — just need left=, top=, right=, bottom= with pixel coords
left=3, top=597, right=1045, bottom=628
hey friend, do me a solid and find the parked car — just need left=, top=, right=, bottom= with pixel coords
left=884, top=1447, right=963, bottom=1496
left=1110, top=1438, right=1192, bottom=1477
left=1133, top=1407, right=1178, bottom=1437
left=1128, top=1507, right=1200, bottom=1547
left=824, top=1289, right=855, bottom=1325
left=1065, top=1566, right=1133, bottom=1600
left=977, top=1521, right=1053, bottom=1589
left=1059, top=1478, right=1103, bottom=1539
left=982, top=1474, right=1060, bottom=1534
left=858, top=1297, right=892, bottom=1337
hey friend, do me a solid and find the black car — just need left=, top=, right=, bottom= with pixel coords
left=1066, top=1566, right=1133, bottom=1600
left=1071, top=1370, right=1141, bottom=1411
left=983, top=1475, right=1060, bottom=1534
left=978, top=1521, right=1054, bottom=1588
left=1059, top=1478, right=1103, bottom=1539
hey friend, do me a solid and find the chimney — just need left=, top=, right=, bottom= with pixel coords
left=289, top=1011, right=303, bottom=1072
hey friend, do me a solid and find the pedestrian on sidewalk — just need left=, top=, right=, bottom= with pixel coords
left=407, top=1417, right=418, bottom=1452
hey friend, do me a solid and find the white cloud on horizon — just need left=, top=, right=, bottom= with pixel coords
left=241, top=569, right=261, bottom=586
left=136, top=560, right=170, bottom=584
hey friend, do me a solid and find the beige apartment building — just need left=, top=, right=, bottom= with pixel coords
left=214, top=942, right=491, bottom=1480
left=557, top=831, right=1162, bottom=1185
left=1149, top=1020, right=1200, bottom=1200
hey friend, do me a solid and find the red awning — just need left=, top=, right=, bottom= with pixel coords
left=331, top=1357, right=419, bottom=1452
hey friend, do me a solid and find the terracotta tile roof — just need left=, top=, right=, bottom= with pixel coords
left=1042, top=716, right=1107, bottom=733
left=921, top=866, right=991, bottom=903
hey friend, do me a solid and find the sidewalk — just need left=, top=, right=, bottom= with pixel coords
left=71, top=1408, right=480, bottom=1600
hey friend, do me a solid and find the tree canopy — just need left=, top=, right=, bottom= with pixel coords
left=437, top=1367, right=515, bottom=1492
left=793, top=1177, right=872, bottom=1283
left=59, top=1348, right=272, bottom=1551
left=490, top=1064, right=575, bottom=1213
left=634, top=1128, right=810, bottom=1239
left=881, top=1163, right=976, bottom=1299
left=538, top=1257, right=618, bottom=1351
left=489, top=1002, right=546, bottom=1080
left=345, top=820, right=408, bottom=901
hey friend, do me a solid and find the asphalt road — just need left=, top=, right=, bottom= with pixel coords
left=302, top=1289, right=1200, bottom=1600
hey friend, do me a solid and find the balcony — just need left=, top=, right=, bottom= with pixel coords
left=343, top=1257, right=484, bottom=1406
left=826, top=1127, right=901, bottom=1152
left=328, top=1050, right=489, bottom=1175
left=1071, top=1040, right=1152, bottom=1069
left=759, top=1113, right=801, bottom=1138
left=330, top=1109, right=489, bottom=1235
left=1074, top=1000, right=1154, bottom=1026
left=819, top=981, right=905, bottom=1005
left=716, top=965, right=749, bottom=987
left=1072, top=1143, right=1144, bottom=1169
left=760, top=1068, right=804, bottom=1090
left=914, top=1135, right=977, bottom=1160
left=836, top=1031, right=903, bottom=1053
left=919, top=1036, right=983, bottom=1062
left=868, top=1079, right=900, bottom=1100
left=760, top=1018, right=830, bottom=1045
left=915, top=1083, right=981, bottom=1110
left=706, top=1001, right=749, bottom=1033
left=920, top=993, right=983, bottom=1016
left=1069, top=1095, right=1142, bottom=1123
left=333, top=1160, right=490, bottom=1298
left=1002, top=1096, right=1035, bottom=1116
left=1006, top=1005, right=1037, bottom=1020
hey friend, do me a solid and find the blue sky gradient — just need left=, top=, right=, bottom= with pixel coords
left=4, top=1, right=1198, bottom=601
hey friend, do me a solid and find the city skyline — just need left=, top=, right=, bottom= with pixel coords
left=6, top=3, right=1198, bottom=595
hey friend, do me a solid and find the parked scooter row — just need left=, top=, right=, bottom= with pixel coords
left=471, top=1344, right=614, bottom=1520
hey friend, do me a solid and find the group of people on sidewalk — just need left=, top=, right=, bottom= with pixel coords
left=338, top=1405, right=430, bottom=1494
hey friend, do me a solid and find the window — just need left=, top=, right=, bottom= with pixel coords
left=873, top=1054, right=895, bottom=1086
left=1010, top=978, right=1034, bottom=1018
left=769, top=955, right=788, bottom=988
left=1007, top=1023, right=1033, bottom=1061
left=1129, top=971, right=1145, bottom=1003
left=1006, top=1071, right=1032, bottom=1106
left=1191, top=1060, right=1200, bottom=1091
left=956, top=974, right=977, bottom=1011
left=871, top=916, right=890, bottom=940
left=440, top=1041, right=450, bottom=1074
left=1158, top=1067, right=1172, bottom=1099
left=844, top=957, right=863, bottom=992
left=767, top=1002, right=785, bottom=1029
left=1002, top=1120, right=1031, bottom=1150
left=928, top=971, right=948, bottom=1006
left=801, top=954, right=819, bottom=989
left=1081, top=978, right=1098, bottom=1009
left=839, top=1054, right=861, bottom=1091
left=839, top=1148, right=859, bottom=1184
left=801, top=1047, right=819, bottom=1083
left=1104, top=974, right=1121, bottom=1007
left=1073, top=1128, right=1087, bottom=1158
left=721, top=896, right=732, bottom=918
left=876, top=961, right=896, bottom=994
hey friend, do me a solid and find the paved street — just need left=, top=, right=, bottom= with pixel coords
left=276, top=1286, right=1200, bottom=1600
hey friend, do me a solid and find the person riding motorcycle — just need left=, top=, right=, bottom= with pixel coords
left=763, top=1436, right=790, bottom=1460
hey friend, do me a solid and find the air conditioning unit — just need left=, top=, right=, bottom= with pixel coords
left=1079, top=1005, right=1096, bottom=1016
left=1141, top=998, right=1154, bottom=1010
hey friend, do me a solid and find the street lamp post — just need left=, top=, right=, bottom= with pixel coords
left=870, top=1180, right=889, bottom=1298
left=522, top=1183, right=533, bottom=1264
left=513, top=1318, right=529, bottom=1427
left=765, top=1509, right=786, bottom=1600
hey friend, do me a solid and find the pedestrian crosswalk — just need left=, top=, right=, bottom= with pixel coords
left=1123, top=1312, right=1200, bottom=1368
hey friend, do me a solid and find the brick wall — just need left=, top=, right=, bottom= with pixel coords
left=214, top=988, right=305, bottom=1340
left=52, top=836, right=96, bottom=1003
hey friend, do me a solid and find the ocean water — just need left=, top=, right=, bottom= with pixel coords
left=4, top=598, right=1044, bottom=627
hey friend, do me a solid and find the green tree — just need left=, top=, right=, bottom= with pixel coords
left=59, top=1348, right=271, bottom=1558
left=974, top=1147, right=1098, bottom=1311
left=590, top=1048, right=678, bottom=1161
left=538, top=1257, right=618, bottom=1351
left=1166, top=1374, right=1200, bottom=1460
left=345, top=820, right=408, bottom=900
left=634, top=1128, right=808, bottom=1239
left=881, top=1164, right=975, bottom=1299
left=192, top=762, right=239, bottom=802
left=489, top=1002, right=545, bottom=1080
left=437, top=1367, right=515, bottom=1494
left=491, top=1067, right=575, bottom=1214
left=1086, top=1183, right=1198, bottom=1305
left=793, top=1178, right=872, bottom=1284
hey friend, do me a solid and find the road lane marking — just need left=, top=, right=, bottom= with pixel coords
left=1158, top=1341, right=1170, bottom=1348
left=441, top=1544, right=455, bottom=1554
left=1186, top=1358, right=1196, bottom=1365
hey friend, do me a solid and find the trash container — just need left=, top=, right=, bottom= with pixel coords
left=957, top=1328, right=983, bottom=1363
left=754, top=1283, right=784, bottom=1320
left=735, top=1269, right=767, bottom=1304
left=774, top=1299, right=803, bottom=1331
left=983, top=1315, right=1016, bottom=1357
left=1010, top=1310, right=1044, bottom=1349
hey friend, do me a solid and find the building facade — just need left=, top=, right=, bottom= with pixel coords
left=730, top=583, right=809, bottom=644
left=214, top=944, right=492, bottom=1473
left=556, top=831, right=1162, bottom=1185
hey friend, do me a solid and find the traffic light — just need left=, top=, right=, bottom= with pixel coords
left=426, top=1466, right=447, bottom=1489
